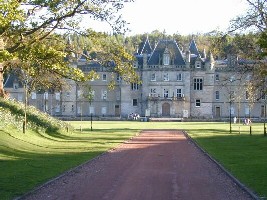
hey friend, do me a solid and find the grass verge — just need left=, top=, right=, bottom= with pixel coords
left=0, top=121, right=266, bottom=199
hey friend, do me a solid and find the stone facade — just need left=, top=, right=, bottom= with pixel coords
left=3, top=38, right=266, bottom=120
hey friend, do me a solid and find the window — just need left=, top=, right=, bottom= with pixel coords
left=163, top=53, right=170, bottom=65
left=62, top=105, right=66, bottom=112
left=215, top=74, right=219, bottom=81
left=176, top=73, right=182, bottom=81
left=77, top=106, right=81, bottom=114
left=116, top=74, right=121, bottom=82
left=13, top=82, right=19, bottom=89
left=44, top=92, right=48, bottom=100
left=102, top=74, right=107, bottom=81
left=31, top=92, right=36, bottom=100
left=245, top=106, right=250, bottom=115
left=176, top=89, right=182, bottom=98
left=18, top=94, right=23, bottom=102
left=150, top=88, right=156, bottom=94
left=131, top=83, right=139, bottom=90
left=230, top=91, right=235, bottom=101
left=163, top=89, right=169, bottom=98
left=55, top=104, right=60, bottom=113
left=89, top=106, right=95, bottom=114
left=133, top=99, right=138, bottom=106
left=55, top=92, right=60, bottom=100
left=163, top=73, right=169, bottom=81
left=101, top=107, right=107, bottom=115
left=77, top=90, right=82, bottom=98
left=116, top=91, right=120, bottom=101
left=102, top=90, right=107, bottom=100
left=44, top=104, right=48, bottom=112
left=215, top=91, right=220, bottom=100
left=195, top=99, right=201, bottom=107
left=195, top=61, right=201, bottom=68
left=71, top=105, right=74, bottom=112
left=151, top=73, right=156, bottom=81
left=230, top=107, right=235, bottom=115
left=194, top=78, right=203, bottom=90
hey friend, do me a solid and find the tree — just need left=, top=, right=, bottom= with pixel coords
left=0, top=0, right=135, bottom=96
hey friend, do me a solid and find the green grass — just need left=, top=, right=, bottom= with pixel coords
left=0, top=121, right=267, bottom=199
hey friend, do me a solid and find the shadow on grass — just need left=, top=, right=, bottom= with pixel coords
left=0, top=146, right=106, bottom=200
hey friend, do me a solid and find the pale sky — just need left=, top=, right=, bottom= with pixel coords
left=85, top=0, right=249, bottom=35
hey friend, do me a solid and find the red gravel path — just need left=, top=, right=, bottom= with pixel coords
left=21, top=130, right=255, bottom=200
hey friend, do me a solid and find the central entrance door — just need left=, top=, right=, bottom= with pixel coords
left=162, top=103, right=170, bottom=116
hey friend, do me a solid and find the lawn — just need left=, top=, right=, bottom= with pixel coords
left=0, top=121, right=267, bottom=199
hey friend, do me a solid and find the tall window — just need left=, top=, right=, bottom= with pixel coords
left=163, top=89, right=169, bottom=98
left=133, top=99, right=138, bottom=106
left=195, top=61, right=201, bottom=68
left=163, top=53, right=170, bottom=65
left=131, top=83, right=139, bottom=90
left=150, top=88, right=157, bottom=97
left=89, top=106, right=95, bottom=114
left=44, top=92, right=48, bottom=99
left=194, top=78, right=203, bottom=90
left=116, top=74, right=121, bottom=82
left=215, top=91, right=220, bottom=100
left=195, top=99, right=201, bottom=107
left=55, top=92, right=60, bottom=100
left=102, top=90, right=107, bottom=100
left=102, top=74, right=107, bottom=81
left=163, top=73, right=169, bottom=81
left=101, top=107, right=107, bottom=115
left=31, top=92, right=36, bottom=100
left=176, top=73, right=182, bottom=81
left=215, top=74, right=219, bottom=81
left=151, top=73, right=156, bottom=81
left=230, top=91, right=235, bottom=101
left=176, top=89, right=182, bottom=98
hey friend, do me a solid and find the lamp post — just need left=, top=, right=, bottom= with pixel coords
left=229, top=77, right=234, bottom=134
left=229, top=92, right=232, bottom=134
left=264, top=100, right=266, bottom=136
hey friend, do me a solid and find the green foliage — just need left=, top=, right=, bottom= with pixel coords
left=0, top=97, right=70, bottom=133
left=0, top=0, right=136, bottom=95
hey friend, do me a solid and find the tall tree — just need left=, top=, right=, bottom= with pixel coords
left=0, top=0, right=135, bottom=96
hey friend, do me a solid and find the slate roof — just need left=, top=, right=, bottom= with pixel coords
left=189, top=40, right=200, bottom=56
left=138, top=37, right=152, bottom=55
left=4, top=74, right=22, bottom=88
left=148, top=40, right=185, bottom=65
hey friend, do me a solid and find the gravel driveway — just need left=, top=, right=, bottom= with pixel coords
left=20, top=130, right=256, bottom=200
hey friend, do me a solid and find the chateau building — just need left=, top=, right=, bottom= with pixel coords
left=3, top=38, right=266, bottom=120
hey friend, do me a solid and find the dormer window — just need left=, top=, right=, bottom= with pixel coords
left=163, top=47, right=170, bottom=65
left=163, top=54, right=170, bottom=65
left=195, top=61, right=201, bottom=68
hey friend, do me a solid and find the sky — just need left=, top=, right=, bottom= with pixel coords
left=85, top=0, right=250, bottom=36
